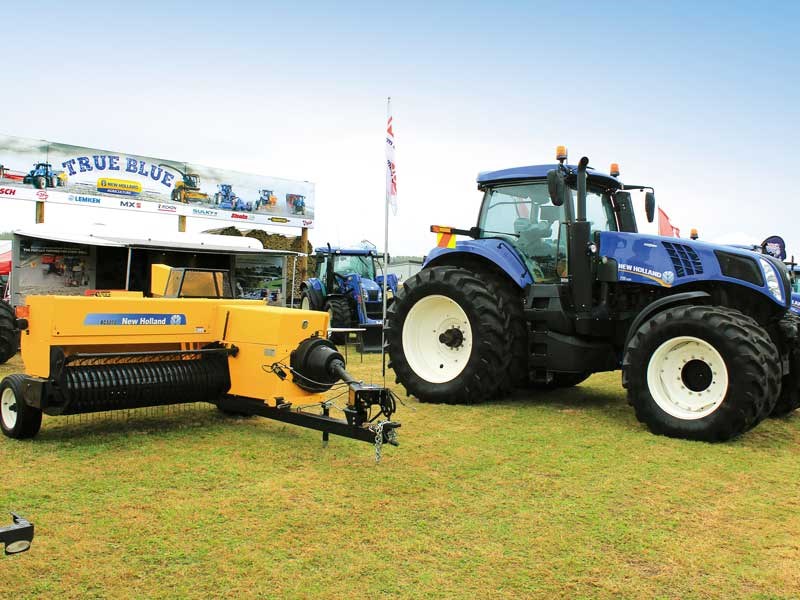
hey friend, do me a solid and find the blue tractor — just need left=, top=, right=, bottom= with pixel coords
left=214, top=184, right=252, bottom=211
left=300, top=247, right=398, bottom=352
left=386, top=147, right=800, bottom=441
left=22, top=163, right=65, bottom=189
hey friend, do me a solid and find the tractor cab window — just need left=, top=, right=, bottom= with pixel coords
left=333, top=255, right=376, bottom=279
left=478, top=182, right=565, bottom=282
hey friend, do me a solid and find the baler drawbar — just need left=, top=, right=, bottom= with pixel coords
left=0, top=265, right=400, bottom=454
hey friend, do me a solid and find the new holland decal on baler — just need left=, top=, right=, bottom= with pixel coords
left=0, top=265, right=399, bottom=457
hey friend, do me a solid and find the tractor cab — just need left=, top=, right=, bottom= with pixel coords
left=184, top=173, right=201, bottom=190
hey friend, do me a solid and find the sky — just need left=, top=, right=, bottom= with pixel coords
left=1, top=0, right=798, bottom=257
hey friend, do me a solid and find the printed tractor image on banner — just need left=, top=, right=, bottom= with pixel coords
left=0, top=134, right=315, bottom=228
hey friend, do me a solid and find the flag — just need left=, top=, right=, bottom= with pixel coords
left=385, top=104, right=397, bottom=215
left=658, top=208, right=680, bottom=237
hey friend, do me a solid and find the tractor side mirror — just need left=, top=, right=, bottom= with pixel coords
left=645, top=192, right=656, bottom=223
left=547, top=169, right=566, bottom=207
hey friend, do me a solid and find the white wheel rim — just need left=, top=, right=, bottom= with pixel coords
left=646, top=335, right=729, bottom=420
left=300, top=296, right=310, bottom=310
left=402, top=294, right=472, bottom=383
left=1, top=387, right=17, bottom=429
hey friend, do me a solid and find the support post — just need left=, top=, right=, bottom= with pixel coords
left=299, top=226, right=308, bottom=282
left=178, top=215, right=186, bottom=232
left=35, top=201, right=45, bottom=224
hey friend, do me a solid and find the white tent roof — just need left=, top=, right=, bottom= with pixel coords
left=13, top=223, right=299, bottom=255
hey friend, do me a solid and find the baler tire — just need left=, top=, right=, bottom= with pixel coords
left=623, top=305, right=769, bottom=442
left=324, top=296, right=351, bottom=345
left=0, top=301, right=17, bottom=364
left=216, top=397, right=255, bottom=418
left=480, top=270, right=527, bottom=390
left=1, top=374, right=42, bottom=440
left=386, top=266, right=511, bottom=405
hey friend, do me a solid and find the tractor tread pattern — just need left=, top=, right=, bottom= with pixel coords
left=623, top=305, right=769, bottom=442
left=478, top=270, right=527, bottom=390
left=324, top=296, right=351, bottom=345
left=773, top=314, right=800, bottom=417
left=386, top=266, right=510, bottom=405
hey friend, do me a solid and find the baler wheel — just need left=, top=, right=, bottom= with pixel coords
left=0, top=375, right=42, bottom=440
left=0, top=302, right=17, bottom=365
left=623, top=305, right=769, bottom=441
left=386, top=266, right=511, bottom=404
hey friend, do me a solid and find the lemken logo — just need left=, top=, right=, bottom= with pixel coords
left=84, top=313, right=187, bottom=326
left=69, top=194, right=101, bottom=204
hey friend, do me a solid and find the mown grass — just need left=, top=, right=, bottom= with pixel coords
left=1, top=351, right=799, bottom=599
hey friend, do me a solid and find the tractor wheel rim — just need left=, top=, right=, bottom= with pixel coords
left=646, top=335, right=729, bottom=420
left=402, top=294, right=472, bottom=383
left=301, top=296, right=310, bottom=310
left=1, top=387, right=17, bottom=429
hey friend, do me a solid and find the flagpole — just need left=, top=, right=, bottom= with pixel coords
left=381, top=97, right=391, bottom=378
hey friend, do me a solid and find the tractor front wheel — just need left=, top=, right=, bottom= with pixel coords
left=300, top=292, right=314, bottom=311
left=772, top=315, right=800, bottom=416
left=324, top=297, right=351, bottom=344
left=386, top=266, right=511, bottom=404
left=33, top=176, right=45, bottom=189
left=0, top=375, right=42, bottom=439
left=624, top=305, right=769, bottom=441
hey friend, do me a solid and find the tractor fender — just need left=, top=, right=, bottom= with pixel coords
left=424, top=240, right=534, bottom=289
left=625, top=291, right=711, bottom=345
left=301, top=279, right=325, bottom=309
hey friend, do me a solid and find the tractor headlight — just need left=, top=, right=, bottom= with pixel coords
left=759, top=258, right=784, bottom=303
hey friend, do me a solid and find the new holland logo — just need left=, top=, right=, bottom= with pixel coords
left=119, top=200, right=142, bottom=209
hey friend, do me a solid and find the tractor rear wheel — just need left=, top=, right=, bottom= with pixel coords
left=386, top=266, right=511, bottom=404
left=0, top=301, right=17, bottom=365
left=1, top=374, right=42, bottom=439
left=324, top=296, right=351, bottom=345
left=49, top=176, right=57, bottom=187
left=480, top=270, right=527, bottom=390
left=33, top=176, right=45, bottom=189
left=623, top=305, right=769, bottom=441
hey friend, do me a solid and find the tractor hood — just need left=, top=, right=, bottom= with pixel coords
left=598, top=232, right=792, bottom=309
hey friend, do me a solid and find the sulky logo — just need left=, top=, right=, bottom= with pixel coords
left=68, top=194, right=101, bottom=204
left=158, top=203, right=177, bottom=213
left=192, top=208, right=217, bottom=217
left=36, top=191, right=48, bottom=200
left=119, top=200, right=142, bottom=209
left=0, top=188, right=16, bottom=196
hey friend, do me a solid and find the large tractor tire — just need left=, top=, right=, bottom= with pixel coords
left=623, top=305, right=770, bottom=442
left=480, top=270, right=528, bottom=390
left=324, top=296, right=351, bottom=345
left=49, top=176, right=58, bottom=188
left=0, top=301, right=17, bottom=365
left=300, top=291, right=315, bottom=311
left=1, top=374, right=42, bottom=439
left=33, top=176, right=46, bottom=189
left=386, top=266, right=511, bottom=405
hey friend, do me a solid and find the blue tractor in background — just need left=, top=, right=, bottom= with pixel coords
left=386, top=147, right=800, bottom=441
left=300, top=246, right=398, bottom=352
left=22, top=163, right=65, bottom=189
left=214, top=184, right=252, bottom=212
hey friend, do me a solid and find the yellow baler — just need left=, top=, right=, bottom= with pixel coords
left=0, top=266, right=399, bottom=451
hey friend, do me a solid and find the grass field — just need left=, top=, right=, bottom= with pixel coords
left=2, top=351, right=800, bottom=599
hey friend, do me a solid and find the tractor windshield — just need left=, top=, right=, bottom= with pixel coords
left=333, top=255, right=376, bottom=279
left=478, top=181, right=618, bottom=281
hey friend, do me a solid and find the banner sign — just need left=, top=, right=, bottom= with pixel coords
left=0, top=134, right=315, bottom=228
